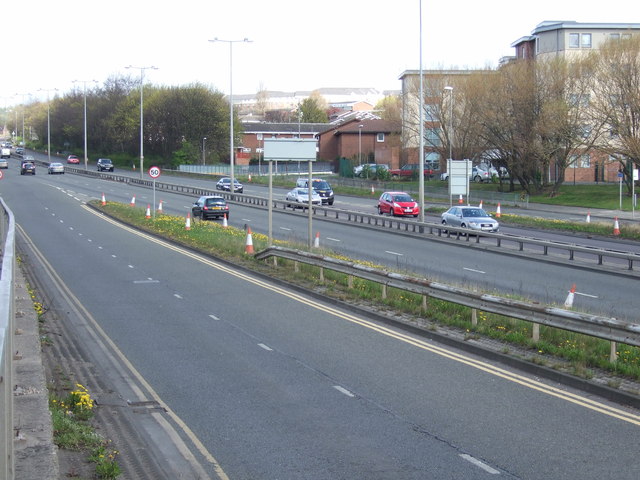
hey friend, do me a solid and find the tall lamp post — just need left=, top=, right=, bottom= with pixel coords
left=418, top=0, right=425, bottom=222
left=202, top=137, right=207, bottom=165
left=444, top=86, right=454, bottom=163
left=38, top=88, right=58, bottom=164
left=72, top=80, right=98, bottom=170
left=209, top=37, right=252, bottom=197
left=14, top=92, right=31, bottom=149
left=126, top=65, right=158, bottom=178
left=358, top=124, right=363, bottom=166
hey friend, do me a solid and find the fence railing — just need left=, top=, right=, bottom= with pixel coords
left=0, top=197, right=16, bottom=479
left=62, top=167, right=640, bottom=275
left=255, top=246, right=640, bottom=353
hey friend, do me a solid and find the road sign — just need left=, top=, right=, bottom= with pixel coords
left=148, top=166, right=161, bottom=178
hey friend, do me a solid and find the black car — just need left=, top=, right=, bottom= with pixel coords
left=21, top=161, right=36, bottom=175
left=296, top=178, right=334, bottom=205
left=216, top=177, right=243, bottom=193
left=97, top=158, right=114, bottom=172
left=191, top=195, right=230, bottom=220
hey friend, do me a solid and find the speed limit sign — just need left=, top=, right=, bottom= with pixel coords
left=148, top=166, right=161, bottom=178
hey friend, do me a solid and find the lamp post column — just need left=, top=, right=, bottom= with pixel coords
left=38, top=88, right=58, bottom=163
left=126, top=65, right=158, bottom=178
left=72, top=80, right=97, bottom=170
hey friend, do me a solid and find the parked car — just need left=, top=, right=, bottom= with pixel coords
left=0, top=158, right=8, bottom=169
left=48, top=162, right=65, bottom=174
left=441, top=206, right=499, bottom=233
left=97, top=158, right=114, bottom=172
left=20, top=162, right=36, bottom=175
left=353, top=163, right=389, bottom=177
left=377, top=191, right=419, bottom=217
left=285, top=187, right=322, bottom=208
left=67, top=155, right=80, bottom=164
left=295, top=178, right=334, bottom=205
left=191, top=195, right=230, bottom=220
left=216, top=177, right=244, bottom=193
left=388, top=163, right=434, bottom=179
left=471, top=166, right=490, bottom=182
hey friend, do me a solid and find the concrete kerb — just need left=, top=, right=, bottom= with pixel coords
left=13, top=265, right=58, bottom=479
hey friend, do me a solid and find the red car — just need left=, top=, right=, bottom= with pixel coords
left=388, top=163, right=434, bottom=178
left=377, top=191, right=420, bottom=217
left=67, top=155, right=80, bottom=164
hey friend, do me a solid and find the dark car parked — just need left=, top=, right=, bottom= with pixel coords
left=97, top=158, right=114, bottom=172
left=191, top=195, right=230, bottom=220
left=21, top=161, right=36, bottom=175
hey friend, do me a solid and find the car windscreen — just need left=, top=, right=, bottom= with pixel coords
left=393, top=194, right=412, bottom=202
left=462, top=209, right=486, bottom=217
left=312, top=181, right=330, bottom=189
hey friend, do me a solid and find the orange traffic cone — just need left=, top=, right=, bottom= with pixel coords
left=496, top=203, right=501, bottom=218
left=613, top=217, right=620, bottom=235
left=245, top=227, right=254, bottom=254
left=314, top=231, right=320, bottom=248
left=222, top=214, right=228, bottom=228
left=478, top=200, right=483, bottom=209
left=564, top=284, right=576, bottom=308
left=130, top=195, right=136, bottom=206
left=248, top=173, right=252, bottom=182
left=371, top=185, right=375, bottom=194
left=101, top=193, right=106, bottom=206
left=458, top=195, right=464, bottom=204
left=157, top=200, right=163, bottom=213
left=145, top=204, right=151, bottom=219
left=185, top=213, right=191, bottom=230
left=586, top=211, right=590, bottom=223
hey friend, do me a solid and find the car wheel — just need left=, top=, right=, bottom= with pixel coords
left=413, top=214, right=418, bottom=218
left=328, top=200, right=334, bottom=205
left=378, top=206, right=383, bottom=215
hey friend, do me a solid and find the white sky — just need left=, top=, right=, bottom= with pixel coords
left=3, top=0, right=635, bottom=105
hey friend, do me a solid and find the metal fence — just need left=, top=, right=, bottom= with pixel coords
left=0, top=197, right=16, bottom=479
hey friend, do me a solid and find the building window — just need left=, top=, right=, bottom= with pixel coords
left=610, top=33, right=620, bottom=41
left=424, top=103, right=439, bottom=121
left=569, top=33, right=580, bottom=48
left=581, top=33, right=592, bottom=48
left=425, top=151, right=440, bottom=170
left=376, top=133, right=385, bottom=142
left=570, top=154, right=591, bottom=168
left=425, top=128, right=441, bottom=147
left=622, top=33, right=632, bottom=40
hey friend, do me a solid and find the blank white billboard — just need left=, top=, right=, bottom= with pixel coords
left=263, top=138, right=317, bottom=162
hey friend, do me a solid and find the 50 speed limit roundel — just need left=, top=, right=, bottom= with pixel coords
left=148, top=166, right=161, bottom=178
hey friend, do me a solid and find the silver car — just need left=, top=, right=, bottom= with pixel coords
left=48, top=162, right=65, bottom=174
left=285, top=187, right=322, bottom=208
left=441, top=206, right=499, bottom=233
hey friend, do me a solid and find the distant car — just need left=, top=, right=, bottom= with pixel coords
left=471, top=166, right=490, bottom=183
left=23, top=155, right=35, bottom=162
left=285, top=187, right=322, bottom=208
left=20, top=162, right=36, bottom=175
left=48, top=162, right=65, bottom=174
left=216, top=177, right=243, bottom=193
left=295, top=178, right=334, bottom=205
left=441, top=206, right=499, bottom=233
left=96, top=158, right=114, bottom=172
left=353, top=163, right=389, bottom=177
left=377, top=191, right=419, bottom=217
left=388, top=163, right=434, bottom=179
left=191, top=195, right=230, bottom=220
left=15, top=147, right=24, bottom=155
left=0, top=158, right=8, bottom=169
left=67, top=155, right=80, bottom=164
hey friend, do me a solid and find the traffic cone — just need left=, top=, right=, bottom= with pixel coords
left=157, top=200, right=163, bottom=213
left=185, top=213, right=191, bottom=230
left=130, top=195, right=136, bottom=206
left=586, top=211, right=590, bottom=223
left=613, top=217, right=620, bottom=235
left=371, top=185, right=375, bottom=194
left=314, top=231, right=320, bottom=248
left=564, top=284, right=576, bottom=308
left=248, top=173, right=252, bottom=182
left=222, top=214, right=228, bottom=228
left=478, top=200, right=483, bottom=209
left=101, top=193, right=106, bottom=206
left=245, top=227, right=254, bottom=254
left=458, top=194, right=464, bottom=204
left=145, top=204, right=151, bottom=219
left=496, top=203, right=501, bottom=218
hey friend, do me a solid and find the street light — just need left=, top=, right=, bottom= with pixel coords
left=202, top=137, right=207, bottom=165
left=72, top=80, right=98, bottom=170
left=444, top=86, right=454, bottom=162
left=358, top=124, right=363, bottom=166
left=209, top=37, right=252, bottom=197
left=418, top=0, right=425, bottom=222
left=38, top=88, right=58, bottom=163
left=126, top=65, right=158, bottom=178
left=14, top=92, right=31, bottom=149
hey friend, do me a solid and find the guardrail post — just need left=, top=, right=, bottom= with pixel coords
left=532, top=323, right=540, bottom=342
left=319, top=267, right=324, bottom=283
left=422, top=295, right=427, bottom=312
left=273, top=257, right=278, bottom=267
left=381, top=284, right=387, bottom=299
left=610, top=342, right=617, bottom=363
left=471, top=308, right=478, bottom=327
left=294, top=261, right=299, bottom=273
left=348, top=275, right=353, bottom=289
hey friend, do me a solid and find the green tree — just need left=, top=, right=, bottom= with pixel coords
left=297, top=91, right=328, bottom=123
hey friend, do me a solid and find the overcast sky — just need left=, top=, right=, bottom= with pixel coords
left=3, top=0, right=635, bottom=105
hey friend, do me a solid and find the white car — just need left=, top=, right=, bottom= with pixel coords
left=285, top=188, right=322, bottom=208
left=441, top=206, right=499, bottom=233
left=47, top=162, right=65, bottom=174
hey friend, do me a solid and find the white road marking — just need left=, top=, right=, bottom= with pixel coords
left=111, top=254, right=117, bottom=258
left=69, top=227, right=74, bottom=230
left=576, top=291, right=599, bottom=299
left=280, top=227, right=292, bottom=231
left=133, top=279, right=160, bottom=284
left=208, top=314, right=220, bottom=321
left=174, top=294, right=183, bottom=299
left=463, top=267, right=486, bottom=274
left=385, top=250, right=403, bottom=256
left=459, top=454, right=500, bottom=474
left=326, top=237, right=341, bottom=242
left=258, top=343, right=273, bottom=351
left=241, top=218, right=252, bottom=222
left=128, top=265, right=134, bottom=269
left=333, top=386, right=355, bottom=397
